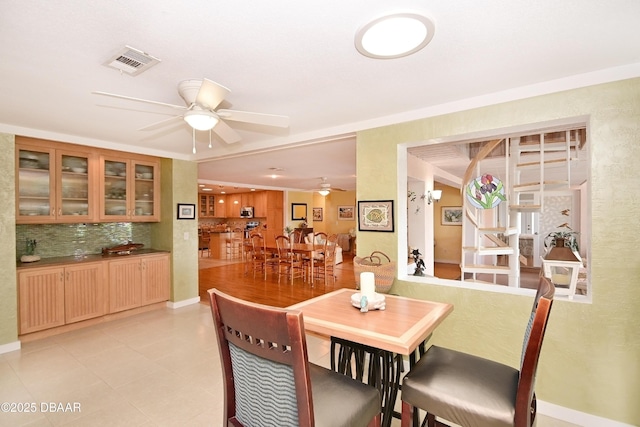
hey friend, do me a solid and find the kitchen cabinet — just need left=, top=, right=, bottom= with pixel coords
left=99, top=155, right=160, bottom=222
left=16, top=137, right=96, bottom=224
left=253, top=191, right=267, bottom=217
left=18, top=267, right=65, bottom=334
left=265, top=190, right=284, bottom=247
left=241, top=192, right=254, bottom=208
left=199, top=193, right=216, bottom=218
left=140, top=254, right=170, bottom=305
left=108, top=253, right=170, bottom=313
left=227, top=194, right=242, bottom=218
left=17, top=252, right=169, bottom=335
left=18, top=262, right=107, bottom=334
left=214, top=195, right=227, bottom=218
left=64, top=263, right=108, bottom=324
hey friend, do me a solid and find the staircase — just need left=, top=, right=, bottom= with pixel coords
left=460, top=130, right=581, bottom=287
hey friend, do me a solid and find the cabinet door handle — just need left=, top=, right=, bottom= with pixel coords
left=60, top=272, right=64, bottom=282
left=58, top=208, right=62, bottom=216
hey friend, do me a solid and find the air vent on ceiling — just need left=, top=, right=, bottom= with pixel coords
left=104, top=45, right=161, bottom=76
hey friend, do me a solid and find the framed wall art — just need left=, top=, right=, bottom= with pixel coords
left=441, top=206, right=463, bottom=225
left=312, top=207, right=323, bottom=221
left=338, top=205, right=355, bottom=220
left=177, top=203, right=196, bottom=220
left=291, top=203, right=307, bottom=221
left=357, top=200, right=394, bottom=232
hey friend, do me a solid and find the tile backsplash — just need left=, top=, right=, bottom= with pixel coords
left=16, top=223, right=152, bottom=260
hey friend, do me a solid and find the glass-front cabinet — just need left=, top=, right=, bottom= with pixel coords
left=199, top=194, right=216, bottom=218
left=100, top=155, right=160, bottom=222
left=16, top=141, right=95, bottom=224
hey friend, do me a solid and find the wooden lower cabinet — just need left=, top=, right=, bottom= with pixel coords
left=64, top=262, right=108, bottom=324
left=141, top=254, right=170, bottom=304
left=18, top=253, right=170, bottom=334
left=108, top=254, right=170, bottom=313
left=18, top=267, right=65, bottom=334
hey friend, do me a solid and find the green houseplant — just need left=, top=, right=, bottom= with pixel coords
left=544, top=231, right=580, bottom=253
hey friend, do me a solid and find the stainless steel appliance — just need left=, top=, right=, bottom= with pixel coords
left=240, top=206, right=254, bottom=218
left=244, top=221, right=260, bottom=238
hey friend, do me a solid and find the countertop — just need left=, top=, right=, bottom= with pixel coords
left=17, top=249, right=170, bottom=269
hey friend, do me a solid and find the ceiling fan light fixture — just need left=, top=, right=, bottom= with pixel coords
left=318, top=190, right=330, bottom=196
left=184, top=110, right=219, bottom=131
left=355, top=13, right=435, bottom=59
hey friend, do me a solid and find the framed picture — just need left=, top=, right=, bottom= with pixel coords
left=357, top=200, right=394, bottom=232
left=291, top=203, right=307, bottom=221
left=177, top=203, right=196, bottom=220
left=441, top=206, right=463, bottom=225
left=338, top=205, right=355, bottom=220
left=312, top=207, right=323, bottom=221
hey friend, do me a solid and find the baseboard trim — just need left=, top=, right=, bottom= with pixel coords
left=0, top=340, right=21, bottom=355
left=167, top=296, right=201, bottom=309
left=539, top=400, right=634, bottom=427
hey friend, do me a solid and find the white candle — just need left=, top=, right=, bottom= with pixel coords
left=360, top=272, right=376, bottom=301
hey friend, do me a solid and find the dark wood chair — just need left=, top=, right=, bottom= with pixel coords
left=400, top=276, right=555, bottom=427
left=208, top=289, right=381, bottom=427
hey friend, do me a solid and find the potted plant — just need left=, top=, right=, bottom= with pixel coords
left=544, top=231, right=580, bottom=253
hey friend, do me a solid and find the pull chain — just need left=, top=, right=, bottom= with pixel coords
left=192, top=128, right=196, bottom=154
left=209, top=129, right=212, bottom=149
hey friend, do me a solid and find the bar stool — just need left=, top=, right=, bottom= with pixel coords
left=226, top=228, right=243, bottom=259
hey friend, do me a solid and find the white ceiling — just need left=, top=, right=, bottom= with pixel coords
left=2, top=1, right=640, bottom=193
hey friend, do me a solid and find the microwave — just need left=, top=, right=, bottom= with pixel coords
left=240, top=206, right=254, bottom=218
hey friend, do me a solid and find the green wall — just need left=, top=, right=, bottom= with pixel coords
left=152, top=158, right=199, bottom=302
left=356, top=78, right=640, bottom=425
left=0, top=134, right=17, bottom=347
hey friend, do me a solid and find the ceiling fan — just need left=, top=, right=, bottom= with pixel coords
left=93, top=78, right=289, bottom=152
left=312, top=177, right=346, bottom=196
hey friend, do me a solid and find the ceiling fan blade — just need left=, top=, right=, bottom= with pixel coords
left=137, top=115, right=183, bottom=131
left=92, top=91, right=186, bottom=110
left=216, top=109, right=289, bottom=128
left=213, top=119, right=242, bottom=144
left=196, top=79, right=230, bottom=110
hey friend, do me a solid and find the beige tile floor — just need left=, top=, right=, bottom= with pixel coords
left=1, top=304, right=580, bottom=427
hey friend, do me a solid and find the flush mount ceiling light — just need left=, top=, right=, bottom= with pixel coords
left=355, top=12, right=435, bottom=59
left=184, top=110, right=219, bottom=131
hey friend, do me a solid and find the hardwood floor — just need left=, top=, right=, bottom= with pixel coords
left=198, top=253, right=359, bottom=307
left=198, top=256, right=544, bottom=308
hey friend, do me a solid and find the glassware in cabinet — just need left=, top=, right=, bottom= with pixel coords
left=17, top=143, right=95, bottom=223
left=17, top=148, right=54, bottom=220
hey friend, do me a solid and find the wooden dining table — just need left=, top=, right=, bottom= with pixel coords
left=288, top=288, right=454, bottom=427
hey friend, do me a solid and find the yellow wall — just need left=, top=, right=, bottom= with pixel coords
left=287, top=190, right=356, bottom=235
left=433, top=183, right=463, bottom=263
left=356, top=78, right=640, bottom=425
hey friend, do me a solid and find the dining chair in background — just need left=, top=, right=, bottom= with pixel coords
left=400, top=276, right=555, bottom=427
left=250, top=232, right=275, bottom=279
left=275, top=234, right=305, bottom=283
left=208, top=289, right=381, bottom=427
left=310, top=233, right=338, bottom=286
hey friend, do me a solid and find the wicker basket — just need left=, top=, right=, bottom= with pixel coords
left=353, top=251, right=396, bottom=294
